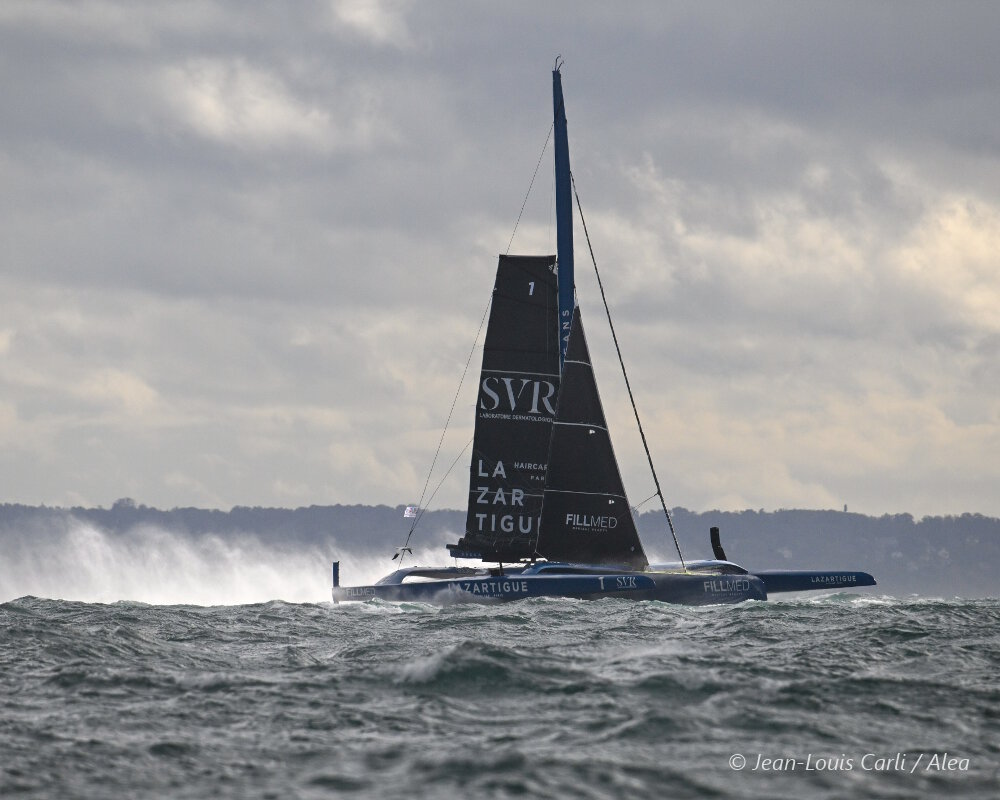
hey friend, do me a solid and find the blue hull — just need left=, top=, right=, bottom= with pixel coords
left=332, top=563, right=767, bottom=605
left=753, top=569, right=877, bottom=594
left=330, top=561, right=876, bottom=606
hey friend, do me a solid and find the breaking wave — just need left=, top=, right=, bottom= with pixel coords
left=0, top=516, right=441, bottom=605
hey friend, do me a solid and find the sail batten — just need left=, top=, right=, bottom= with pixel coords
left=481, top=369, right=561, bottom=378
left=544, top=490, right=628, bottom=498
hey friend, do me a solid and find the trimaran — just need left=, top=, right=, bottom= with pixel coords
left=332, top=63, right=876, bottom=605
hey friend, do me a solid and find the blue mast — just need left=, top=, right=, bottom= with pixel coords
left=552, top=60, right=574, bottom=368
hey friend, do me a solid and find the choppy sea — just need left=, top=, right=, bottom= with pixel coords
left=1, top=594, right=997, bottom=799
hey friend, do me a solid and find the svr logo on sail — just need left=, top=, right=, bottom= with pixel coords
left=480, top=377, right=557, bottom=415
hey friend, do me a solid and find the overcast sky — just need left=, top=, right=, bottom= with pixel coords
left=2, top=1, right=999, bottom=519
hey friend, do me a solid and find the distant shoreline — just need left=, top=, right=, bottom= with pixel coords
left=2, top=502, right=997, bottom=599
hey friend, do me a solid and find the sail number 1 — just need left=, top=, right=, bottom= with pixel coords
left=528, top=281, right=534, bottom=295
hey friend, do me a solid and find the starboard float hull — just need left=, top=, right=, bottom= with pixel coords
left=753, top=570, right=878, bottom=594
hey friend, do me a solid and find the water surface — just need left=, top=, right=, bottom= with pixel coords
left=2, top=595, right=997, bottom=798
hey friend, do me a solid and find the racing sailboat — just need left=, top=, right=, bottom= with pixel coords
left=331, top=64, right=876, bottom=604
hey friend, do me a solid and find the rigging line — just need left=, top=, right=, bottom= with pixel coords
left=396, top=435, right=474, bottom=568
left=570, top=172, right=687, bottom=571
left=416, top=436, right=474, bottom=524
left=635, top=491, right=659, bottom=509
left=507, top=122, right=554, bottom=255
left=395, top=296, right=492, bottom=564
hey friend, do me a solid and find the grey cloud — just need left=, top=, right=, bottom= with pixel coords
left=2, top=1, right=999, bottom=517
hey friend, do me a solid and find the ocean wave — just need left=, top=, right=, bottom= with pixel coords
left=2, top=596, right=998, bottom=799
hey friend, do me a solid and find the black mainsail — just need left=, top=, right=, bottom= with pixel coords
left=535, top=308, right=649, bottom=569
left=447, top=254, right=561, bottom=562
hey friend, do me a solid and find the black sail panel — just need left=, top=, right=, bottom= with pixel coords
left=536, top=308, right=648, bottom=569
left=447, top=254, right=560, bottom=562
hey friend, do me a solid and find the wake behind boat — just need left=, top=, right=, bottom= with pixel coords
left=332, top=63, right=875, bottom=605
